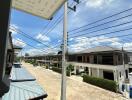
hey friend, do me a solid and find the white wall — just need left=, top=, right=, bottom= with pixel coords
left=91, top=68, right=97, bottom=77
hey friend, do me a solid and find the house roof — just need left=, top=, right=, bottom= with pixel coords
left=73, top=46, right=122, bottom=54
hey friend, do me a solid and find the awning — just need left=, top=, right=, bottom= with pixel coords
left=11, top=67, right=36, bottom=82
left=12, top=0, right=66, bottom=19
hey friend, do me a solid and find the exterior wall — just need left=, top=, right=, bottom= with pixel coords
left=89, top=55, right=94, bottom=64
left=24, top=51, right=131, bottom=84
left=99, top=69, right=103, bottom=78
left=97, top=55, right=102, bottom=64
left=91, top=68, right=98, bottom=77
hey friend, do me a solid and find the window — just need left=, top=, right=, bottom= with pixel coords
left=87, top=56, right=89, bottom=62
left=120, top=72, right=121, bottom=78
left=118, top=55, right=121, bottom=61
left=77, top=56, right=82, bottom=62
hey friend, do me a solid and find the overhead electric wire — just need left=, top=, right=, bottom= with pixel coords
left=42, top=2, right=75, bottom=36
left=68, top=32, right=132, bottom=46
left=69, top=19, right=132, bottom=38
left=10, top=27, right=50, bottom=48
left=82, top=27, right=132, bottom=38
left=39, top=21, right=51, bottom=34
left=42, top=0, right=86, bottom=37
left=14, top=38, right=49, bottom=53
left=10, top=26, right=60, bottom=50
left=41, top=0, right=86, bottom=46
left=69, top=27, right=132, bottom=40
left=68, top=7, right=132, bottom=33
left=69, top=14, right=132, bottom=38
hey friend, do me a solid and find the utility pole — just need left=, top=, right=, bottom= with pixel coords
left=61, top=1, right=79, bottom=100
left=122, top=46, right=126, bottom=80
left=61, top=1, right=68, bottom=100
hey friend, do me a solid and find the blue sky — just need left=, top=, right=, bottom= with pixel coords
left=10, top=0, right=132, bottom=56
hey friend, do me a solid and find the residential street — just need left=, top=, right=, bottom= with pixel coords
left=22, top=62, right=125, bottom=100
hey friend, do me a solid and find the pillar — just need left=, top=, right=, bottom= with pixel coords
left=97, top=68, right=100, bottom=77
left=89, top=67, right=91, bottom=76
left=113, top=70, right=118, bottom=82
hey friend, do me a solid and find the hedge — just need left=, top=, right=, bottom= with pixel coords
left=52, top=67, right=61, bottom=73
left=52, top=67, right=70, bottom=77
left=83, top=75, right=117, bottom=92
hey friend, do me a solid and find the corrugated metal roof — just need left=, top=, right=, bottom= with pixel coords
left=2, top=66, right=47, bottom=99
left=11, top=67, right=36, bottom=82
left=2, top=81, right=47, bottom=100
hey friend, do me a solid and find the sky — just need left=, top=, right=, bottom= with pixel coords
left=10, top=0, right=132, bottom=56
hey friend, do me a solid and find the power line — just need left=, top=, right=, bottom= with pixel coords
left=43, top=2, right=75, bottom=36
left=10, top=27, right=50, bottom=48
left=68, top=32, right=132, bottom=46
left=86, top=27, right=132, bottom=38
left=10, top=25, right=62, bottom=53
left=14, top=38, right=49, bottom=53
left=10, top=26, right=60, bottom=51
left=42, top=0, right=86, bottom=37
left=39, top=21, right=51, bottom=34
left=40, top=1, right=86, bottom=46
left=69, top=19, right=132, bottom=38
left=68, top=7, right=132, bottom=33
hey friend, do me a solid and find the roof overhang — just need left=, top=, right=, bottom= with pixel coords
left=12, top=0, right=66, bottom=20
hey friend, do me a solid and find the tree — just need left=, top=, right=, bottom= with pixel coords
left=67, top=64, right=74, bottom=72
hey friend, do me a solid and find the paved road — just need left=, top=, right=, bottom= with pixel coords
left=22, top=62, right=125, bottom=100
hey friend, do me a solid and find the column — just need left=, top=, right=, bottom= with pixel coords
left=113, top=70, right=118, bottom=82
left=89, top=67, right=91, bottom=76
left=97, top=68, right=100, bottom=77
left=74, top=66, right=76, bottom=75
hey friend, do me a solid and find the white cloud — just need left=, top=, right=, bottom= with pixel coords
left=36, top=33, right=50, bottom=42
left=9, top=24, right=19, bottom=35
left=25, top=49, right=43, bottom=56
left=37, top=43, right=42, bottom=46
left=111, top=42, right=122, bottom=47
left=26, top=47, right=58, bottom=56
left=86, top=0, right=114, bottom=9
left=13, top=38, right=26, bottom=47
left=110, top=41, right=132, bottom=51
left=68, top=36, right=120, bottom=52
left=69, top=38, right=74, bottom=41
left=58, top=40, right=62, bottom=43
left=123, top=43, right=132, bottom=50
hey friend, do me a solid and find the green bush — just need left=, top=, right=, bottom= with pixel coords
left=67, top=64, right=74, bottom=72
left=52, top=67, right=70, bottom=77
left=52, top=67, right=61, bottom=73
left=83, top=75, right=117, bottom=92
left=66, top=70, right=71, bottom=77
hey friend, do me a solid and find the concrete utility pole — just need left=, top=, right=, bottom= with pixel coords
left=61, top=1, right=68, bottom=100
left=122, top=47, right=126, bottom=80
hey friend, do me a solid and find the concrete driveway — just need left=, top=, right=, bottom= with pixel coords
left=22, top=62, right=125, bottom=100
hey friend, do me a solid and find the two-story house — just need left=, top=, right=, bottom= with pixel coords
left=25, top=46, right=131, bottom=84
